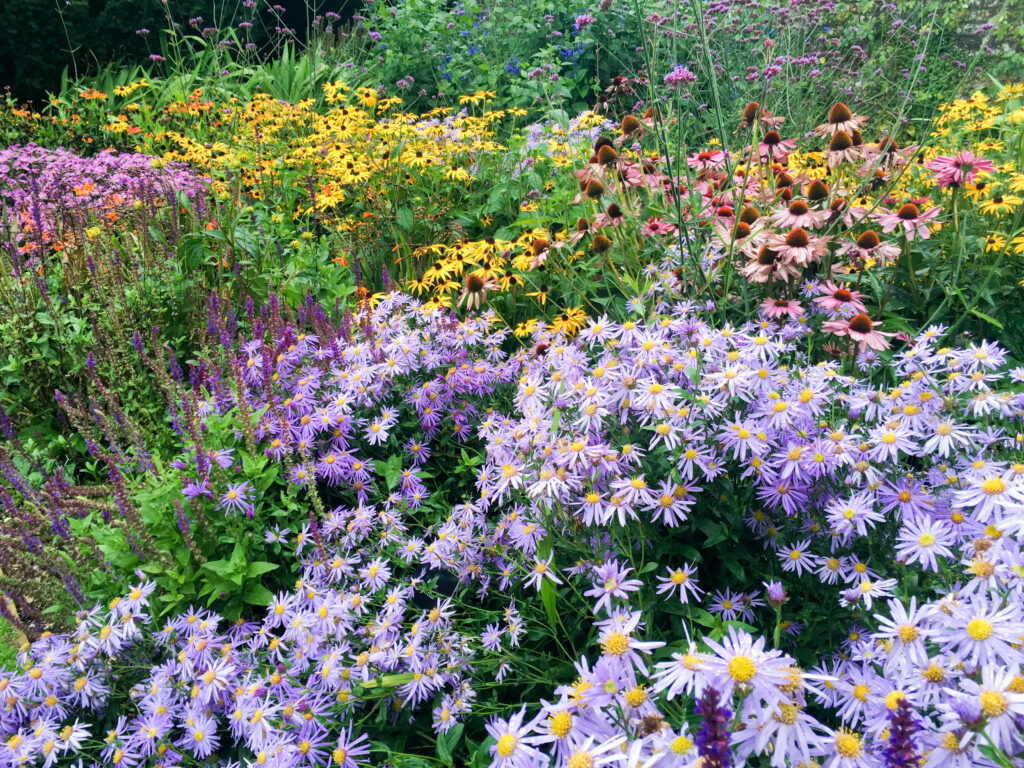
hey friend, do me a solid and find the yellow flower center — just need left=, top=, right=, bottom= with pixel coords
left=671, top=735, right=693, bottom=754
left=625, top=686, right=647, bottom=707
left=496, top=734, right=517, bottom=758
left=979, top=690, right=1008, bottom=717
left=603, top=632, right=629, bottom=656
left=982, top=477, right=1006, bottom=494
left=942, top=732, right=966, bottom=752
left=548, top=711, right=572, bottom=738
left=835, top=732, right=863, bottom=758
left=728, top=655, right=756, bottom=682
left=967, top=618, right=993, bottom=641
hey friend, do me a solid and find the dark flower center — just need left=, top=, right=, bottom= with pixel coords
left=789, top=200, right=809, bottom=216
left=897, top=203, right=920, bottom=220
left=739, top=205, right=761, bottom=224
left=834, top=288, right=853, bottom=302
left=785, top=227, right=810, bottom=248
left=829, top=131, right=853, bottom=152
left=856, top=230, right=880, bottom=249
left=849, top=314, right=873, bottom=333
left=597, top=145, right=618, bottom=165
left=466, top=275, right=485, bottom=292
left=742, top=101, right=760, bottom=122
left=757, top=246, right=778, bottom=265
left=828, top=102, right=854, bottom=124
left=807, top=180, right=829, bottom=201
left=763, top=130, right=782, bottom=146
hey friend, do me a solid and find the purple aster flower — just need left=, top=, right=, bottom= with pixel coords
left=219, top=481, right=254, bottom=517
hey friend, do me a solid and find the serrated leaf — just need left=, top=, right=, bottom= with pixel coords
left=970, top=308, right=1004, bottom=329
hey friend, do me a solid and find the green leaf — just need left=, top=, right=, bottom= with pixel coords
left=970, top=308, right=1004, bottom=330
left=396, top=207, right=414, bottom=231
left=696, top=518, right=728, bottom=547
left=435, top=722, right=463, bottom=767
left=382, top=454, right=404, bottom=491
left=178, top=233, right=206, bottom=269
left=202, top=559, right=231, bottom=575
left=241, top=582, right=274, bottom=605
left=247, top=561, right=280, bottom=578
left=537, top=535, right=558, bottom=632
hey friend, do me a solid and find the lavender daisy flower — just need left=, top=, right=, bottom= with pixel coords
left=655, top=563, right=703, bottom=604
left=486, top=706, right=544, bottom=767
left=331, top=726, right=370, bottom=768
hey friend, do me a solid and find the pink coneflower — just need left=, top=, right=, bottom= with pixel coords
left=825, top=130, right=860, bottom=167
left=738, top=243, right=801, bottom=283
left=864, top=136, right=916, bottom=169
left=768, top=226, right=829, bottom=266
left=813, top=281, right=868, bottom=315
left=642, top=216, right=678, bottom=237
left=873, top=200, right=941, bottom=240
left=738, top=100, right=785, bottom=129
left=687, top=149, right=727, bottom=171
left=925, top=150, right=996, bottom=189
left=814, top=102, right=868, bottom=136
left=591, top=202, right=627, bottom=229
left=757, top=129, right=796, bottom=161
left=760, top=298, right=805, bottom=320
left=459, top=274, right=498, bottom=310
left=770, top=199, right=829, bottom=230
left=822, top=313, right=894, bottom=351
left=835, top=229, right=901, bottom=268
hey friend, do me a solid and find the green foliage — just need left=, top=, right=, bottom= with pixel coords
left=0, top=620, right=18, bottom=670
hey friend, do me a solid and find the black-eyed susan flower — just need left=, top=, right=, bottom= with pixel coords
left=979, top=194, right=1022, bottom=216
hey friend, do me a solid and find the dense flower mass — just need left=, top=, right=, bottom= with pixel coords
left=0, top=143, right=207, bottom=256
left=3, top=279, right=1024, bottom=765
left=1, top=3, right=1023, bottom=765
